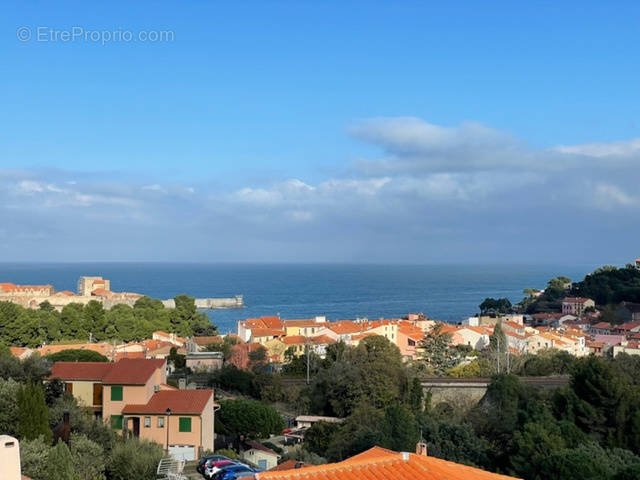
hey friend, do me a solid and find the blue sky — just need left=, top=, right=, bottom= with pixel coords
left=1, top=1, right=639, bottom=263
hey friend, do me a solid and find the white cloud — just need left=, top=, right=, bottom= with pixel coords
left=554, top=138, right=640, bottom=158
left=592, top=183, right=640, bottom=209
left=3, top=118, right=640, bottom=262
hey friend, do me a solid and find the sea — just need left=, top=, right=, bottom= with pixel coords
left=0, top=263, right=599, bottom=334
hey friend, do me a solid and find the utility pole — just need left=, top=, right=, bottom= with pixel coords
left=306, top=338, right=311, bottom=385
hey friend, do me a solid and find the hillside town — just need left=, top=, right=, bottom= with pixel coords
left=3, top=263, right=640, bottom=480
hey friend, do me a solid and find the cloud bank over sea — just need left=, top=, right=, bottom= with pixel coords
left=2, top=117, right=638, bottom=263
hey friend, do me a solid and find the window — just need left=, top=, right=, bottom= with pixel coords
left=111, top=415, right=123, bottom=430
left=144, top=416, right=151, bottom=428
left=157, top=417, right=165, bottom=428
left=110, top=386, right=123, bottom=401
left=179, top=417, right=191, bottom=432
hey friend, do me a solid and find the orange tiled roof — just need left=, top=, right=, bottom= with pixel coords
left=254, top=446, right=520, bottom=480
left=282, top=335, right=308, bottom=345
left=269, top=460, right=309, bottom=472
left=460, top=326, right=492, bottom=335
left=121, top=389, right=212, bottom=415
left=351, top=332, right=379, bottom=341
left=49, top=361, right=114, bottom=381
left=101, top=358, right=165, bottom=385
left=438, top=323, right=458, bottom=334
left=327, top=320, right=364, bottom=335
left=252, top=328, right=285, bottom=337
left=284, top=319, right=321, bottom=327
left=0, top=282, right=52, bottom=292
left=37, top=342, right=113, bottom=356
left=397, top=321, right=425, bottom=340
left=310, top=334, right=334, bottom=344
left=244, top=316, right=284, bottom=330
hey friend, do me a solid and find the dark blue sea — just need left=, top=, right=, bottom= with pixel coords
left=0, top=263, right=598, bottom=334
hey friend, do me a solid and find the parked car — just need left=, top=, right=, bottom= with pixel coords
left=218, top=467, right=255, bottom=480
left=197, top=455, right=230, bottom=475
left=204, top=459, right=239, bottom=479
left=212, top=464, right=255, bottom=480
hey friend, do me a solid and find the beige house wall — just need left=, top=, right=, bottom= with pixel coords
left=123, top=413, right=201, bottom=456
left=67, top=380, right=96, bottom=407
left=200, top=394, right=214, bottom=452
left=103, top=384, right=149, bottom=421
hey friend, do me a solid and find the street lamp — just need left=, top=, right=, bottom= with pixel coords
left=165, top=408, right=171, bottom=454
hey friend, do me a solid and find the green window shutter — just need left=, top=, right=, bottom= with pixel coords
left=110, top=386, right=123, bottom=401
left=179, top=417, right=191, bottom=432
left=111, top=415, right=123, bottom=429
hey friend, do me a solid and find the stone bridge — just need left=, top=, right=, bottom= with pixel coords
left=421, top=376, right=570, bottom=407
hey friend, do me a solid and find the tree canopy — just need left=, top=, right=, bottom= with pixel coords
left=0, top=295, right=217, bottom=347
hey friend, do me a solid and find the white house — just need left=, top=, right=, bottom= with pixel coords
left=561, top=297, right=595, bottom=316
left=241, top=440, right=281, bottom=470
left=453, top=326, right=491, bottom=350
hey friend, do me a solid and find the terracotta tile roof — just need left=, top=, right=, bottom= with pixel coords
left=282, top=335, right=308, bottom=345
left=49, top=361, right=114, bottom=381
left=0, top=282, right=52, bottom=292
left=397, top=322, right=425, bottom=340
left=101, top=358, right=165, bottom=385
left=91, top=288, right=109, bottom=295
left=38, top=342, right=113, bottom=356
left=244, top=316, right=284, bottom=330
left=327, top=321, right=364, bottom=335
left=310, top=335, right=334, bottom=344
left=244, top=440, right=280, bottom=457
left=121, top=389, right=213, bottom=415
left=252, top=328, right=285, bottom=337
left=269, top=460, right=309, bottom=472
left=460, top=326, right=492, bottom=335
left=113, top=351, right=147, bottom=361
left=592, top=322, right=612, bottom=329
left=617, top=321, right=640, bottom=331
left=284, top=319, right=321, bottom=327
left=438, top=323, right=459, bottom=334
left=351, top=332, right=379, bottom=341
left=254, top=446, right=520, bottom=480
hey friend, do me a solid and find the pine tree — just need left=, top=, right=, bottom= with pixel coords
left=17, top=383, right=52, bottom=443
left=46, top=441, right=75, bottom=480
left=487, top=322, right=509, bottom=374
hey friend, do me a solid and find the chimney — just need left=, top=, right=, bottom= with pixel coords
left=0, top=436, right=21, bottom=480
left=416, top=441, right=428, bottom=456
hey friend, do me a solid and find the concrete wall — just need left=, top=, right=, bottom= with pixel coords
left=162, top=295, right=243, bottom=309
left=424, top=382, right=488, bottom=408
